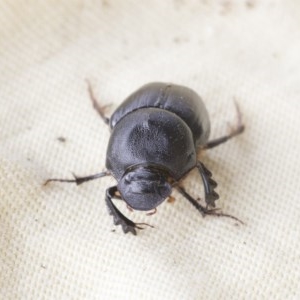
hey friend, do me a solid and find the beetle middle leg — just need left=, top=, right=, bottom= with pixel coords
left=106, top=186, right=154, bottom=235
left=44, top=171, right=109, bottom=186
left=86, top=79, right=110, bottom=125
left=203, top=102, right=245, bottom=150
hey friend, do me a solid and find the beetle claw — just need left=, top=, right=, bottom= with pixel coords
left=111, top=212, right=138, bottom=235
left=122, top=225, right=137, bottom=235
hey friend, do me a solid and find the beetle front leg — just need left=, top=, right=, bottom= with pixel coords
left=86, top=79, right=110, bottom=125
left=203, top=102, right=245, bottom=150
left=105, top=186, right=148, bottom=235
left=197, top=161, right=219, bottom=207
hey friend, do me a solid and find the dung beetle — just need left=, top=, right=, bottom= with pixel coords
left=45, top=82, right=245, bottom=235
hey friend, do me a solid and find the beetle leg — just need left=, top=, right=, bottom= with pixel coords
left=203, top=208, right=244, bottom=224
left=44, top=171, right=109, bottom=186
left=197, top=162, right=219, bottom=207
left=176, top=186, right=244, bottom=224
left=203, top=102, right=245, bottom=150
left=106, top=186, right=152, bottom=235
left=86, top=79, right=110, bottom=125
left=176, top=186, right=206, bottom=217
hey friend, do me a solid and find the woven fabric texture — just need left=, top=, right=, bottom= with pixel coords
left=1, top=1, right=299, bottom=299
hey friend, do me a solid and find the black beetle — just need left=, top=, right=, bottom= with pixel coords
left=45, top=82, right=245, bottom=234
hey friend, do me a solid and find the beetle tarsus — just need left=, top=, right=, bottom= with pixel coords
left=176, top=186, right=243, bottom=224
left=197, top=162, right=219, bottom=207
left=203, top=209, right=244, bottom=224
left=86, top=79, right=110, bottom=125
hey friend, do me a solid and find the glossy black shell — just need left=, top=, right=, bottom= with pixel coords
left=106, top=82, right=211, bottom=181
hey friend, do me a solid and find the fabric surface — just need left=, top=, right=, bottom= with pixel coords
left=1, top=1, right=300, bottom=299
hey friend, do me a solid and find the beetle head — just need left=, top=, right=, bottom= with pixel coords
left=118, top=166, right=172, bottom=211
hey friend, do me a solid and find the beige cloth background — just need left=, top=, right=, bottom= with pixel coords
left=1, top=1, right=300, bottom=299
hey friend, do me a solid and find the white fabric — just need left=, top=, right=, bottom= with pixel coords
left=1, top=1, right=300, bottom=299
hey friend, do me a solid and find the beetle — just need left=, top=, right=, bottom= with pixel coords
left=45, top=82, right=245, bottom=235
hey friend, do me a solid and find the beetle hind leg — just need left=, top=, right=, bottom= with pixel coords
left=203, top=102, right=245, bottom=150
left=86, top=79, right=110, bottom=125
left=176, top=186, right=244, bottom=224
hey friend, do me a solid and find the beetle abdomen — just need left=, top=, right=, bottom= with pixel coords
left=106, top=108, right=197, bottom=180
left=110, top=82, right=211, bottom=146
